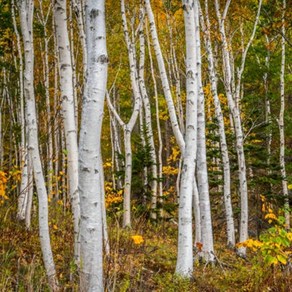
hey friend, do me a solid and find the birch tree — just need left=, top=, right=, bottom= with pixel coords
left=278, top=0, right=290, bottom=229
left=194, top=0, right=214, bottom=262
left=175, top=0, right=198, bottom=277
left=54, top=0, right=81, bottom=265
left=18, top=0, right=58, bottom=289
left=200, top=0, right=235, bottom=247
left=215, top=0, right=262, bottom=256
left=106, top=0, right=141, bottom=228
left=79, top=0, right=108, bottom=289
left=12, top=0, right=30, bottom=223
left=145, top=0, right=185, bottom=153
left=138, top=10, right=158, bottom=219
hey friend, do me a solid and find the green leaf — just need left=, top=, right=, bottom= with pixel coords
left=265, top=255, right=278, bottom=266
left=276, top=254, right=287, bottom=265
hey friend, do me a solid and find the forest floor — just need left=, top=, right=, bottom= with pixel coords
left=1, top=201, right=292, bottom=291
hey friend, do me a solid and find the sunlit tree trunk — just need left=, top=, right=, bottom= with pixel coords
left=79, top=0, right=107, bottom=290
left=145, top=0, right=185, bottom=153
left=138, top=12, right=158, bottom=219
left=12, top=0, right=29, bottom=222
left=111, top=0, right=141, bottom=228
left=146, top=21, right=163, bottom=214
left=194, top=0, right=214, bottom=262
left=18, top=0, right=58, bottom=289
left=215, top=0, right=248, bottom=257
left=54, top=0, right=81, bottom=265
left=37, top=0, right=53, bottom=200
left=278, top=0, right=290, bottom=228
left=175, top=0, right=198, bottom=278
left=200, top=0, right=235, bottom=247
left=264, top=35, right=272, bottom=171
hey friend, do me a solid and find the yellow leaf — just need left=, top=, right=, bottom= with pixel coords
left=277, top=255, right=287, bottom=265
left=131, top=235, right=144, bottom=245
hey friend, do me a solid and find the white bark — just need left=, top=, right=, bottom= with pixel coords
left=18, top=0, right=58, bottom=289
left=79, top=1, right=107, bottom=290
left=264, top=35, right=272, bottom=170
left=215, top=0, right=248, bottom=257
left=200, top=0, right=235, bottom=247
left=12, top=0, right=29, bottom=222
left=279, top=0, right=290, bottom=228
left=54, top=0, right=81, bottom=266
left=25, top=159, right=33, bottom=230
left=145, top=0, right=185, bottom=153
left=193, top=177, right=201, bottom=245
left=138, top=14, right=158, bottom=219
left=175, top=0, right=198, bottom=278
left=146, top=21, right=163, bottom=214
left=37, top=0, right=53, bottom=200
left=194, top=0, right=214, bottom=262
left=106, top=0, right=141, bottom=228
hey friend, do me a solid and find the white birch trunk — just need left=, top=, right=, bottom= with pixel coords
left=113, top=0, right=141, bottom=228
left=12, top=0, right=29, bottom=222
left=175, top=0, right=198, bottom=278
left=146, top=21, right=163, bottom=214
left=264, top=35, right=272, bottom=170
left=79, top=0, right=107, bottom=290
left=37, top=0, right=53, bottom=200
left=25, top=159, right=33, bottom=230
left=215, top=0, right=248, bottom=257
left=194, top=1, right=214, bottom=262
left=279, top=0, right=290, bottom=228
left=54, top=0, right=81, bottom=265
left=193, top=177, right=201, bottom=245
left=145, top=0, right=185, bottom=153
left=200, top=0, right=235, bottom=247
left=19, top=0, right=58, bottom=289
left=138, top=14, right=158, bottom=219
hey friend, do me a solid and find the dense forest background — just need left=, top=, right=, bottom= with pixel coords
left=0, top=0, right=292, bottom=290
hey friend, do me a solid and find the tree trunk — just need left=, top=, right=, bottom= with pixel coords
left=79, top=0, right=107, bottom=290
left=145, top=0, right=185, bottom=153
left=54, top=0, right=81, bottom=266
left=279, top=0, right=290, bottom=228
left=194, top=0, right=214, bottom=262
left=138, top=14, right=158, bottom=219
left=215, top=0, right=248, bottom=257
left=146, top=21, right=163, bottom=215
left=200, top=0, right=235, bottom=247
left=19, top=0, right=58, bottom=289
left=175, top=0, right=198, bottom=278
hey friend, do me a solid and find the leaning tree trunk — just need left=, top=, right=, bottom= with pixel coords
left=145, top=0, right=185, bottom=153
left=175, top=0, right=198, bottom=278
left=18, top=0, right=58, bottom=289
left=79, top=0, right=108, bottom=290
left=54, top=0, right=81, bottom=266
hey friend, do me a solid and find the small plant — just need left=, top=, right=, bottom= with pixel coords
left=238, top=206, right=292, bottom=267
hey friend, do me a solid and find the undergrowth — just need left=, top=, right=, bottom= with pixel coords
left=1, top=200, right=291, bottom=291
